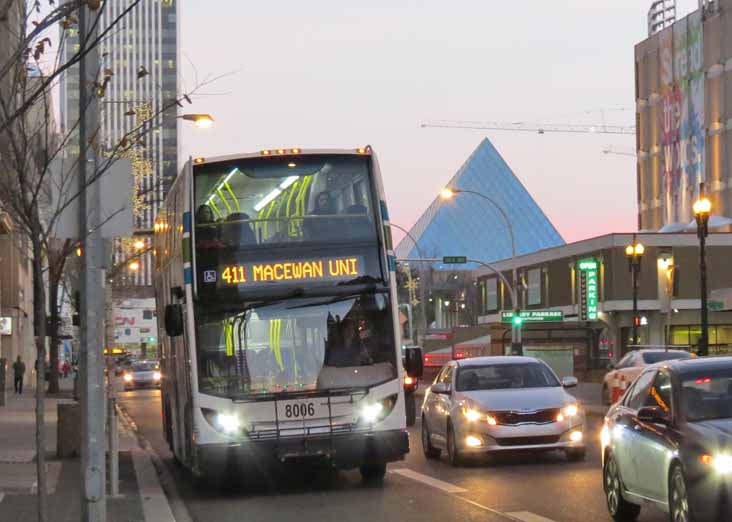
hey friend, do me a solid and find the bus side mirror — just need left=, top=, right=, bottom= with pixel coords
left=405, top=346, right=424, bottom=378
left=165, top=304, right=184, bottom=337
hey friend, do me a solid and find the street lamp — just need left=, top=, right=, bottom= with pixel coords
left=440, top=187, right=522, bottom=354
left=693, top=195, right=712, bottom=356
left=625, top=241, right=645, bottom=347
left=180, top=113, right=215, bottom=129
left=389, top=223, right=429, bottom=342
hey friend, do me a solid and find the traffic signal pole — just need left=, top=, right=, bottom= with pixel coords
left=78, top=6, right=107, bottom=521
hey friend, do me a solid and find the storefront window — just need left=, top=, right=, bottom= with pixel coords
left=669, top=326, right=690, bottom=346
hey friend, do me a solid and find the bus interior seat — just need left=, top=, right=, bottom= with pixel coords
left=223, top=212, right=256, bottom=246
left=344, top=204, right=372, bottom=236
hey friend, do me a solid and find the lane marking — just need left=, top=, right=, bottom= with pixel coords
left=505, top=512, right=558, bottom=522
left=454, top=496, right=522, bottom=521
left=390, top=468, right=467, bottom=493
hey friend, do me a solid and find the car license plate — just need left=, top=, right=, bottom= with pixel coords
left=276, top=399, right=325, bottom=421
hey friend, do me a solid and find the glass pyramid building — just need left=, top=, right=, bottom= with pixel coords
left=395, top=138, right=564, bottom=268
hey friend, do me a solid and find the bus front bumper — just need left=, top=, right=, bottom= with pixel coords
left=196, top=429, right=409, bottom=472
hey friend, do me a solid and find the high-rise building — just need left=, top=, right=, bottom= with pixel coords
left=635, top=0, right=732, bottom=232
left=59, top=0, right=179, bottom=288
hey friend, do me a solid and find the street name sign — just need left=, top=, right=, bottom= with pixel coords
left=442, top=256, right=467, bottom=264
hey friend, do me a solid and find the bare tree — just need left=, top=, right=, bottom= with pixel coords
left=0, top=2, right=212, bottom=520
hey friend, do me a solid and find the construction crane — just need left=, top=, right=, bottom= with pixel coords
left=420, top=120, right=636, bottom=136
left=602, top=146, right=637, bottom=157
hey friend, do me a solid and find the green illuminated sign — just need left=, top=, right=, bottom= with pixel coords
left=578, top=259, right=599, bottom=321
left=500, top=310, right=564, bottom=323
left=442, top=256, right=467, bottom=264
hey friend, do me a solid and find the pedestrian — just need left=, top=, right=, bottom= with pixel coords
left=62, top=360, right=70, bottom=379
left=12, top=355, right=26, bottom=394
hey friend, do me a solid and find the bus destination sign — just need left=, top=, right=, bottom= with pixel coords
left=210, top=256, right=364, bottom=286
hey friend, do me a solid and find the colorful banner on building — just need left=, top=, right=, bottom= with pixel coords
left=661, top=14, right=704, bottom=227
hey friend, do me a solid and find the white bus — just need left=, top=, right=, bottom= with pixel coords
left=153, top=147, right=419, bottom=483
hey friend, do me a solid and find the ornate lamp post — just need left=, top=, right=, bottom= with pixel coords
left=693, top=195, right=712, bottom=356
left=625, top=241, right=645, bottom=347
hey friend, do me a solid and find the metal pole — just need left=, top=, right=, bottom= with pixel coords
left=699, top=225, right=709, bottom=356
left=632, top=263, right=639, bottom=347
left=450, top=190, right=521, bottom=354
left=108, top=396, right=119, bottom=497
left=389, top=223, right=428, bottom=341
left=79, top=5, right=106, bottom=521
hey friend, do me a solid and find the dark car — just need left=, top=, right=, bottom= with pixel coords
left=601, top=356, right=732, bottom=521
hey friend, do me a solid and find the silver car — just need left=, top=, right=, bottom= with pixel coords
left=421, top=356, right=586, bottom=466
left=123, top=360, right=161, bottom=390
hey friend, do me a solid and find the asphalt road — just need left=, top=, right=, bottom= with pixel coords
left=117, top=387, right=669, bottom=522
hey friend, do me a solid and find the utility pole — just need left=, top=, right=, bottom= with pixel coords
left=78, top=5, right=106, bottom=521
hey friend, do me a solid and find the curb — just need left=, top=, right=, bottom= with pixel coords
left=117, top=405, right=194, bottom=522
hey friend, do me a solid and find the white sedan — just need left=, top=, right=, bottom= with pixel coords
left=601, top=349, right=692, bottom=405
left=420, top=356, right=586, bottom=466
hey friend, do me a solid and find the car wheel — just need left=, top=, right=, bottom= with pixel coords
left=421, top=416, right=441, bottom=459
left=446, top=423, right=463, bottom=467
left=360, top=463, right=387, bottom=482
left=669, top=464, right=694, bottom=522
left=565, top=447, right=586, bottom=462
left=604, top=452, right=641, bottom=521
left=405, top=394, right=416, bottom=427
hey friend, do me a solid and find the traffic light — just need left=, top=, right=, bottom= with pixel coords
left=634, top=316, right=641, bottom=328
left=512, top=311, right=523, bottom=326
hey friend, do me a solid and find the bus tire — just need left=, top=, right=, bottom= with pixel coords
left=360, top=463, right=387, bottom=482
left=405, top=394, right=416, bottom=426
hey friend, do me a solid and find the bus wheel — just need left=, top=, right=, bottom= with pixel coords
left=360, top=463, right=387, bottom=482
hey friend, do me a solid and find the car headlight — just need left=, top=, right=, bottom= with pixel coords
left=359, top=395, right=397, bottom=424
left=153, top=372, right=162, bottom=380
left=701, top=454, right=732, bottom=474
left=202, top=408, right=244, bottom=436
left=463, top=407, right=483, bottom=422
left=123, top=373, right=133, bottom=382
left=557, top=403, right=580, bottom=422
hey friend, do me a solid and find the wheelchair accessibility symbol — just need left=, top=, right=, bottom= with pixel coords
left=203, top=270, right=217, bottom=283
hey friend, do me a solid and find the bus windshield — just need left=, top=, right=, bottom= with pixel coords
left=193, top=154, right=376, bottom=252
left=195, top=292, right=397, bottom=398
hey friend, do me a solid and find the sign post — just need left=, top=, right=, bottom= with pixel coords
left=501, top=310, right=564, bottom=323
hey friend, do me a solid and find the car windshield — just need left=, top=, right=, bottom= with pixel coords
left=195, top=292, right=397, bottom=398
left=455, top=363, right=560, bottom=391
left=682, top=368, right=732, bottom=422
left=642, top=352, right=691, bottom=364
left=132, top=362, right=158, bottom=372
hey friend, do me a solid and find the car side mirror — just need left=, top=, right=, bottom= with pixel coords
left=164, top=304, right=184, bottom=337
left=561, top=376, right=578, bottom=388
left=404, top=347, right=424, bottom=378
left=431, top=383, right=451, bottom=395
left=637, top=406, right=669, bottom=425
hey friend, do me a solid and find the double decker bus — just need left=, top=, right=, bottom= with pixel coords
left=154, top=147, right=418, bottom=482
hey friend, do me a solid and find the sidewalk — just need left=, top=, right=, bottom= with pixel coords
left=0, top=378, right=155, bottom=522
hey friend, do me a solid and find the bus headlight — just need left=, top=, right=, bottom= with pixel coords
left=202, top=408, right=245, bottom=436
left=359, top=395, right=397, bottom=424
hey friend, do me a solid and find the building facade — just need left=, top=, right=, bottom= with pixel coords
left=474, top=233, right=732, bottom=373
left=59, top=0, right=179, bottom=288
left=635, top=0, right=732, bottom=231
